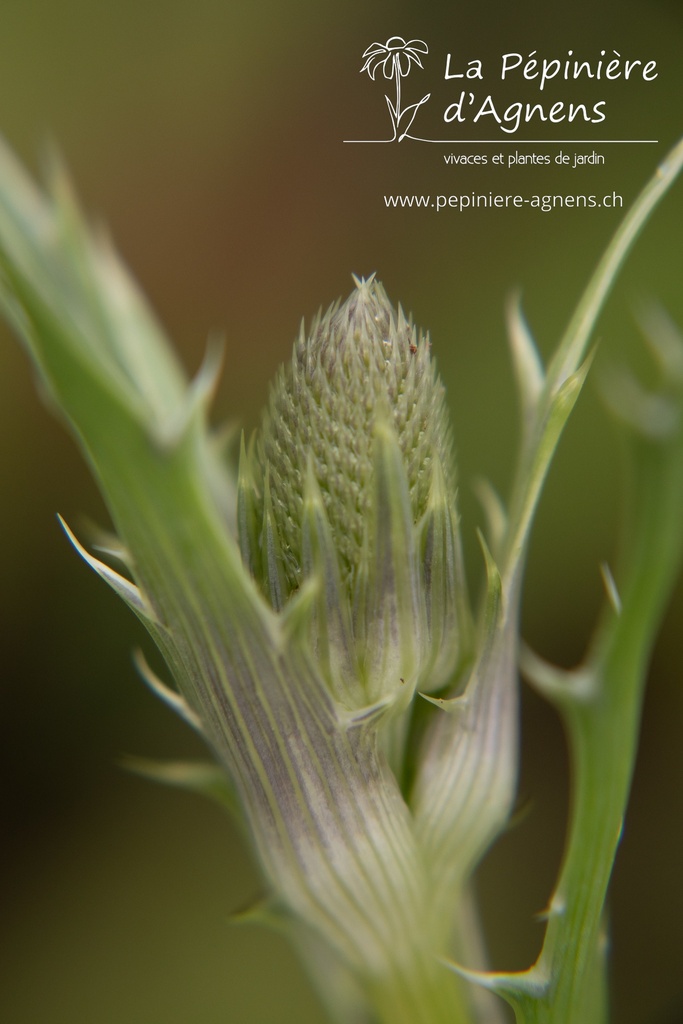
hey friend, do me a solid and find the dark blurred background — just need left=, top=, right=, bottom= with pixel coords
left=1, top=1, right=682, bottom=1021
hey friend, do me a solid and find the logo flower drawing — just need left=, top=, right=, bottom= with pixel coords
left=360, top=37, right=430, bottom=141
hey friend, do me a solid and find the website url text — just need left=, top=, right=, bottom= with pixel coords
left=384, top=192, right=623, bottom=212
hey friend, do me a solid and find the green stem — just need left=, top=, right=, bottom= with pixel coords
left=502, top=408, right=683, bottom=1023
left=546, top=436, right=683, bottom=1018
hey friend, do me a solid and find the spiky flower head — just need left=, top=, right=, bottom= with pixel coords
left=239, top=276, right=469, bottom=711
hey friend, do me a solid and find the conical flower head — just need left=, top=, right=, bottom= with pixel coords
left=239, top=276, right=468, bottom=709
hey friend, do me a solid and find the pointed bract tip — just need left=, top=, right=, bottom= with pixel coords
left=351, top=271, right=377, bottom=289
left=600, top=561, right=622, bottom=615
left=419, top=691, right=468, bottom=714
left=519, top=642, right=596, bottom=705
left=58, top=515, right=157, bottom=622
left=442, top=957, right=550, bottom=1004
left=133, top=648, right=204, bottom=732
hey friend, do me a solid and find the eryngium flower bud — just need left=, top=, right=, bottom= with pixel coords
left=239, top=276, right=469, bottom=710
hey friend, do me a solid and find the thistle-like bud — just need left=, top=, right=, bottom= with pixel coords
left=239, top=276, right=469, bottom=710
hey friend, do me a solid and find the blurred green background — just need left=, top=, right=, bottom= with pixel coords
left=1, top=1, right=682, bottom=1022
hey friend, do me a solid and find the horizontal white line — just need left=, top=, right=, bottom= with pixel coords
left=343, top=139, right=659, bottom=144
